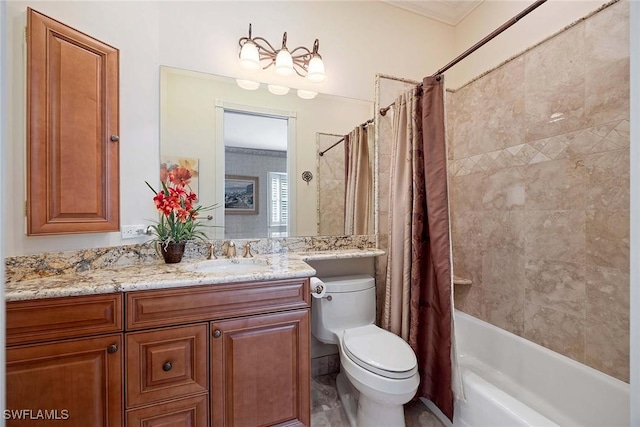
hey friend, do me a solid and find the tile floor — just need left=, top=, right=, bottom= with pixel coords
left=311, top=373, right=446, bottom=427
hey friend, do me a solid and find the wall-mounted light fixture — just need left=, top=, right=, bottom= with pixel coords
left=237, top=23, right=325, bottom=99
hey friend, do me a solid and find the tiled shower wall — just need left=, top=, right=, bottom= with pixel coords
left=449, top=1, right=630, bottom=381
left=317, top=134, right=346, bottom=235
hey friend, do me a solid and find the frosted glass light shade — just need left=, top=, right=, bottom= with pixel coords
left=306, top=56, right=326, bottom=82
left=240, top=41, right=260, bottom=70
left=236, top=79, right=260, bottom=90
left=297, top=89, right=317, bottom=99
left=268, top=85, right=290, bottom=95
left=275, top=49, right=294, bottom=76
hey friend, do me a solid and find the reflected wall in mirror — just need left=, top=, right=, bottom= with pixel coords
left=160, top=66, right=374, bottom=239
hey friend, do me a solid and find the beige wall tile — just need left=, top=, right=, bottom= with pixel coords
left=452, top=244, right=484, bottom=288
left=585, top=264, right=630, bottom=381
left=454, top=284, right=484, bottom=319
left=525, top=210, right=586, bottom=264
left=584, top=0, right=630, bottom=75
left=482, top=167, right=526, bottom=210
left=524, top=75, right=586, bottom=142
left=524, top=258, right=586, bottom=318
left=584, top=149, right=630, bottom=210
left=524, top=304, right=585, bottom=362
left=484, top=287, right=524, bottom=335
left=585, top=58, right=629, bottom=128
left=483, top=211, right=525, bottom=249
left=450, top=173, right=486, bottom=212
left=446, top=91, right=456, bottom=161
left=451, top=211, right=485, bottom=249
left=524, top=23, right=585, bottom=87
left=482, top=247, right=525, bottom=295
left=525, top=158, right=586, bottom=210
left=586, top=209, right=630, bottom=272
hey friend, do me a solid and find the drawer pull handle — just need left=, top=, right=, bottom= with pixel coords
left=107, top=344, right=118, bottom=354
left=213, top=329, right=222, bottom=338
left=162, top=361, right=173, bottom=372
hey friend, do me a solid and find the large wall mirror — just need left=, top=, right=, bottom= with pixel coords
left=160, top=66, right=375, bottom=239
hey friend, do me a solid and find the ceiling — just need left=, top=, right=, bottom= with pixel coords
left=382, top=0, right=484, bottom=26
left=223, top=111, right=288, bottom=152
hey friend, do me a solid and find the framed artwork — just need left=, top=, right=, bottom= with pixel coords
left=225, top=175, right=258, bottom=214
left=160, top=156, right=199, bottom=195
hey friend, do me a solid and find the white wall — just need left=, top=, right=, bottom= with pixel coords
left=450, top=0, right=608, bottom=88
left=5, top=1, right=160, bottom=256
left=157, top=1, right=453, bottom=101
left=629, top=1, right=639, bottom=423
left=3, top=1, right=454, bottom=256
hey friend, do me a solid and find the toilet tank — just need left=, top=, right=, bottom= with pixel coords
left=311, top=275, right=376, bottom=345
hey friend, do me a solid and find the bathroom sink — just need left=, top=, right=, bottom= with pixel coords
left=182, top=258, right=269, bottom=274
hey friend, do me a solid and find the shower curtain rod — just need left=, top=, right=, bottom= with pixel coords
left=379, top=0, right=547, bottom=117
left=318, top=118, right=374, bottom=157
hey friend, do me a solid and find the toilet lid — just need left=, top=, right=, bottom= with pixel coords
left=342, top=325, right=417, bottom=379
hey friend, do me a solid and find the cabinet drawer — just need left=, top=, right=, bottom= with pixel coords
left=126, top=393, right=208, bottom=427
left=6, top=293, right=122, bottom=345
left=126, top=278, right=310, bottom=330
left=126, top=324, right=208, bottom=408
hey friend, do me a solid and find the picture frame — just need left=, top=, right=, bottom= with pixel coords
left=160, top=156, right=199, bottom=195
left=224, top=175, right=258, bottom=214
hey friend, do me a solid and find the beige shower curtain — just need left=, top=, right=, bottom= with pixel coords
left=382, top=77, right=454, bottom=420
left=344, top=124, right=372, bottom=235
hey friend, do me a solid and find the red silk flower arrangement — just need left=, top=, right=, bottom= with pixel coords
left=145, top=170, right=214, bottom=245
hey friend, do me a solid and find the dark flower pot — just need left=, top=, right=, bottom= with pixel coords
left=159, top=242, right=186, bottom=264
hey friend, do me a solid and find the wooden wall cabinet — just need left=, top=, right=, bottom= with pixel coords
left=6, top=278, right=311, bottom=427
left=26, top=8, right=119, bottom=235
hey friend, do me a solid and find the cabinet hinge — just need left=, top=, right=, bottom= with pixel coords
left=25, top=201, right=28, bottom=216
left=24, top=26, right=27, bottom=43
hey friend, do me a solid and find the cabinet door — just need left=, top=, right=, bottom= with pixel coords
left=27, top=8, right=119, bottom=235
left=211, top=310, right=310, bottom=427
left=6, top=334, right=123, bottom=427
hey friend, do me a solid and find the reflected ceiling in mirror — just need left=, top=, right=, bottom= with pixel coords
left=160, top=66, right=375, bottom=239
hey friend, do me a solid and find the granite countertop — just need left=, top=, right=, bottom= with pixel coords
left=5, top=248, right=385, bottom=302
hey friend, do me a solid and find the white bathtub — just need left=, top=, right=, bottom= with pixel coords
left=451, top=310, right=630, bottom=427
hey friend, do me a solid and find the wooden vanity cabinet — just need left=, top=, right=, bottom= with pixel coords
left=5, top=294, right=124, bottom=427
left=6, top=277, right=311, bottom=427
left=125, top=277, right=311, bottom=427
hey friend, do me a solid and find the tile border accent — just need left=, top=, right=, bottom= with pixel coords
left=449, top=119, right=629, bottom=176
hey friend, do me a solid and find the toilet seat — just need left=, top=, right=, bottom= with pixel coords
left=342, top=325, right=417, bottom=379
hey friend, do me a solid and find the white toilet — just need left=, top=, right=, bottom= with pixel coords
left=311, top=275, right=419, bottom=427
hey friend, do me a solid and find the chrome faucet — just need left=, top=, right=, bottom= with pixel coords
left=223, top=240, right=237, bottom=258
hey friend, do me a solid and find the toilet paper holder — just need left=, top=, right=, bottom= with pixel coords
left=310, top=277, right=330, bottom=300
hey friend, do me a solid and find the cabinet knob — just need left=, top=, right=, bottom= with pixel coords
left=213, top=329, right=222, bottom=338
left=162, top=361, right=173, bottom=372
left=107, top=344, right=118, bottom=354
left=110, top=135, right=120, bottom=142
